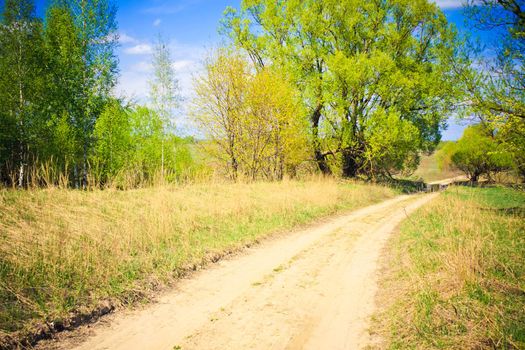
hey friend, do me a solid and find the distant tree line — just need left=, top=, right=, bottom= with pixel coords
left=1, top=0, right=523, bottom=187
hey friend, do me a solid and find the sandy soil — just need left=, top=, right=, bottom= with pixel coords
left=46, top=193, right=437, bottom=350
left=428, top=175, right=467, bottom=185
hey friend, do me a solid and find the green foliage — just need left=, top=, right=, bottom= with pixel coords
left=459, top=1, right=525, bottom=181
left=437, top=125, right=514, bottom=181
left=363, top=108, right=421, bottom=177
left=498, top=116, right=525, bottom=180
left=127, top=106, right=164, bottom=181
left=191, top=50, right=310, bottom=180
left=42, top=3, right=84, bottom=170
left=0, top=0, right=120, bottom=187
left=222, top=0, right=462, bottom=178
left=91, top=105, right=202, bottom=187
left=464, top=0, right=524, bottom=120
left=0, top=0, right=202, bottom=188
left=92, top=100, right=133, bottom=181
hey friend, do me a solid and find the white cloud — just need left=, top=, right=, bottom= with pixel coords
left=119, top=32, right=137, bottom=44
left=172, top=60, right=194, bottom=71
left=153, top=18, right=162, bottom=27
left=115, top=71, right=150, bottom=102
left=131, top=61, right=153, bottom=73
left=433, top=0, right=465, bottom=9
left=124, top=44, right=153, bottom=55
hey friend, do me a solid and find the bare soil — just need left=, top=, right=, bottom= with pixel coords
left=40, top=193, right=437, bottom=350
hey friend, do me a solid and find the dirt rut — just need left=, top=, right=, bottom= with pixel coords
left=52, top=193, right=437, bottom=350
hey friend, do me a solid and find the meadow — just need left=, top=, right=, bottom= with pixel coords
left=411, top=152, right=463, bottom=183
left=0, top=179, right=397, bottom=343
left=372, top=186, right=525, bottom=349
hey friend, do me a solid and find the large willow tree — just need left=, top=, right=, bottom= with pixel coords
left=222, top=0, right=462, bottom=178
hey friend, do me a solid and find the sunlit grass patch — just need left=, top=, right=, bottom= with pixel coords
left=0, top=178, right=396, bottom=341
left=372, top=186, right=525, bottom=349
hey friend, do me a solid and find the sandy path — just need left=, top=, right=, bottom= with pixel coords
left=428, top=175, right=467, bottom=185
left=55, top=193, right=437, bottom=350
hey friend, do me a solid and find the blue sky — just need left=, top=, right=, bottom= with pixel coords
left=29, top=0, right=484, bottom=139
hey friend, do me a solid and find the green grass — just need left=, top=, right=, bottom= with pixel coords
left=372, top=186, right=525, bottom=349
left=0, top=179, right=397, bottom=344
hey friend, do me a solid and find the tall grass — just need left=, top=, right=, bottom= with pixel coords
left=372, top=186, right=525, bottom=349
left=0, top=178, right=396, bottom=342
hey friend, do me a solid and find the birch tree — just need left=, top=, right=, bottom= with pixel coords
left=61, top=0, right=119, bottom=187
left=43, top=3, right=84, bottom=176
left=0, top=0, right=45, bottom=186
left=149, top=35, right=180, bottom=179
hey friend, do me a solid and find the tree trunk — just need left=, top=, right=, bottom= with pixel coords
left=74, top=164, right=79, bottom=189
left=17, top=35, right=25, bottom=188
left=231, top=157, right=238, bottom=181
left=310, top=105, right=331, bottom=175
left=341, top=148, right=360, bottom=178
left=17, top=159, right=24, bottom=188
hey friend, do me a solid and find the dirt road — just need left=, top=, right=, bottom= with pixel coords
left=54, top=193, right=437, bottom=350
left=428, top=175, right=467, bottom=185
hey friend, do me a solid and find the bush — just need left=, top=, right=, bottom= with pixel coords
left=437, top=125, right=514, bottom=182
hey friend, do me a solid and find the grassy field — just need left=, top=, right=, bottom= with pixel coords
left=0, top=179, right=397, bottom=343
left=372, top=186, right=525, bottom=349
left=410, top=152, right=462, bottom=183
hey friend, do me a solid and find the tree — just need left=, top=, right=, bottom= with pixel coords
left=437, top=125, right=514, bottom=182
left=59, top=0, right=119, bottom=187
left=149, top=34, right=180, bottom=179
left=191, top=50, right=309, bottom=180
left=42, top=3, right=84, bottom=177
left=191, top=50, right=249, bottom=180
left=244, top=67, right=309, bottom=180
left=222, top=0, right=461, bottom=178
left=0, top=0, right=46, bottom=186
left=92, top=99, right=132, bottom=182
left=498, top=115, right=525, bottom=179
left=128, top=106, right=165, bottom=183
left=464, top=0, right=524, bottom=120
left=362, top=109, right=421, bottom=178
left=461, top=0, right=525, bottom=179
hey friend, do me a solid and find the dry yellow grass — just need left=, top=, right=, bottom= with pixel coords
left=0, top=178, right=396, bottom=343
left=371, top=186, right=525, bottom=349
